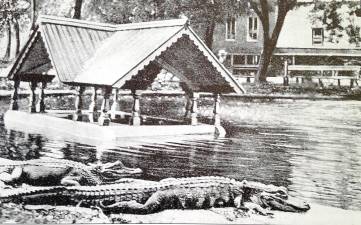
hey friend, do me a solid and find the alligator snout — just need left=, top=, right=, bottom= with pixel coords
left=259, top=193, right=310, bottom=213
left=108, top=167, right=143, bottom=177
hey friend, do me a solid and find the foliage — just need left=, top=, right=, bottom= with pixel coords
left=311, top=0, right=361, bottom=46
left=82, top=0, right=245, bottom=49
left=82, top=0, right=133, bottom=24
left=0, top=0, right=31, bottom=59
left=37, top=0, right=74, bottom=18
left=0, top=1, right=31, bottom=34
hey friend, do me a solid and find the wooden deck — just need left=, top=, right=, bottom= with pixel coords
left=4, top=110, right=223, bottom=146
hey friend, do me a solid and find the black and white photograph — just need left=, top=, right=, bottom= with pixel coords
left=0, top=0, right=360, bottom=224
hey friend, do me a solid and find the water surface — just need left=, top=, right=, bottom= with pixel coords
left=0, top=97, right=360, bottom=211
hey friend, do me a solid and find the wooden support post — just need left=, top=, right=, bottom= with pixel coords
left=292, top=55, right=296, bottom=65
left=131, top=89, right=141, bottom=126
left=73, top=86, right=85, bottom=121
left=98, top=86, right=111, bottom=126
left=213, top=93, right=221, bottom=126
left=184, top=93, right=192, bottom=120
left=190, top=93, right=199, bottom=126
left=283, top=60, right=289, bottom=86
left=350, top=79, right=354, bottom=88
left=36, top=81, right=47, bottom=113
left=110, top=88, right=119, bottom=120
left=296, top=77, right=299, bottom=84
left=10, top=79, right=20, bottom=110
left=29, top=81, right=37, bottom=113
left=283, top=76, right=289, bottom=86
left=180, top=82, right=192, bottom=121
left=89, top=87, right=98, bottom=123
left=284, top=60, right=288, bottom=77
left=338, top=79, right=341, bottom=87
left=318, top=78, right=324, bottom=88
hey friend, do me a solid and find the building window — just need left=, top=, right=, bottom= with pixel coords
left=246, top=55, right=259, bottom=65
left=247, top=16, right=258, bottom=41
left=226, top=17, right=236, bottom=40
left=233, top=55, right=245, bottom=65
left=232, top=54, right=259, bottom=66
left=312, top=28, right=324, bottom=45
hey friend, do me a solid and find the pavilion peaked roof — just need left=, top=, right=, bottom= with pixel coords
left=76, top=22, right=185, bottom=86
left=8, top=15, right=244, bottom=94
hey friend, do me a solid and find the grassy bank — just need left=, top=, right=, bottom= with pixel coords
left=242, top=82, right=361, bottom=99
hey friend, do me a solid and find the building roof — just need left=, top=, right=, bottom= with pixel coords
left=7, top=15, right=244, bottom=94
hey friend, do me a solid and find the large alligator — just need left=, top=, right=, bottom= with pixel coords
left=0, top=176, right=310, bottom=215
left=0, top=158, right=142, bottom=187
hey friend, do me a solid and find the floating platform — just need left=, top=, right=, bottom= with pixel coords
left=4, top=111, right=223, bottom=145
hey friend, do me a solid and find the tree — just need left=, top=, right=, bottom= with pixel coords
left=82, top=0, right=133, bottom=24
left=29, top=0, right=36, bottom=30
left=310, top=0, right=361, bottom=70
left=247, top=0, right=297, bottom=83
left=73, top=0, right=83, bottom=19
left=1, top=0, right=14, bottom=60
left=311, top=0, right=361, bottom=46
left=310, top=0, right=344, bottom=44
left=86, top=0, right=244, bottom=50
left=0, top=0, right=30, bottom=59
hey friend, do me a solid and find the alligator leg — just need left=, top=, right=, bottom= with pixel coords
left=100, top=191, right=168, bottom=214
left=101, top=200, right=159, bottom=214
left=0, top=180, right=11, bottom=189
left=60, top=177, right=81, bottom=186
left=0, top=167, right=22, bottom=184
left=76, top=200, right=84, bottom=207
left=234, top=195, right=243, bottom=209
left=102, top=160, right=123, bottom=169
left=243, top=202, right=273, bottom=216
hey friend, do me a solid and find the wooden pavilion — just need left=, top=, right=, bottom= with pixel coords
left=4, top=15, right=244, bottom=140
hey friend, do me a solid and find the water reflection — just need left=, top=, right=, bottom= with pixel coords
left=0, top=98, right=360, bottom=211
left=0, top=129, right=43, bottom=160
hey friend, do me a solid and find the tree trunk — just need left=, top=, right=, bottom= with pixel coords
left=256, top=44, right=273, bottom=83
left=14, top=18, right=20, bottom=56
left=255, top=15, right=288, bottom=82
left=30, top=0, right=37, bottom=30
left=73, top=0, right=83, bottom=19
left=252, top=1, right=289, bottom=83
left=204, top=19, right=216, bottom=50
left=3, top=20, right=12, bottom=60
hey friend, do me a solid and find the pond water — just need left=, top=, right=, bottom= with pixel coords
left=0, top=96, right=361, bottom=211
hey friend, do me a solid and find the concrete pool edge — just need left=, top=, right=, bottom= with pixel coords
left=112, top=203, right=361, bottom=224
left=1, top=202, right=360, bottom=224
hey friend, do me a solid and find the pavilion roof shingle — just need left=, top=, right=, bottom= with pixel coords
left=76, top=25, right=184, bottom=86
left=40, top=17, right=114, bottom=82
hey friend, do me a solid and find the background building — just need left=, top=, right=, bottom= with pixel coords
left=213, top=2, right=361, bottom=81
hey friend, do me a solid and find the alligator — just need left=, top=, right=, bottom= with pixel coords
left=0, top=157, right=142, bottom=187
left=0, top=176, right=310, bottom=215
